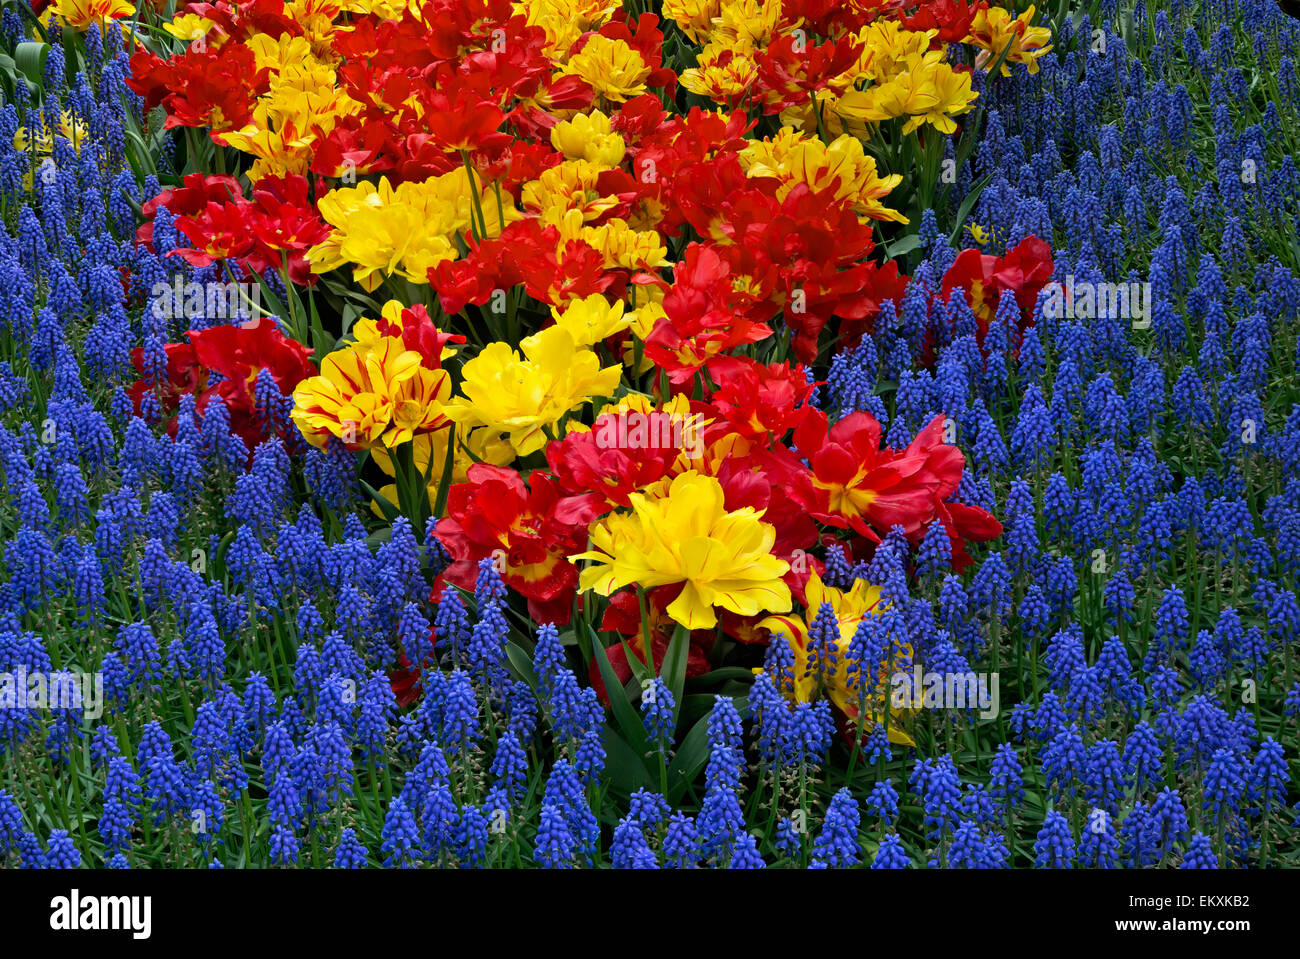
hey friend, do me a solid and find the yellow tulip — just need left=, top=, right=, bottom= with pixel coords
left=757, top=571, right=916, bottom=743
left=559, top=35, right=652, bottom=103
left=679, top=44, right=760, bottom=102
left=741, top=132, right=908, bottom=223
left=910, top=60, right=978, bottom=135
left=516, top=0, right=621, bottom=58
left=662, top=0, right=722, bottom=44
left=308, top=173, right=512, bottom=289
left=555, top=214, right=672, bottom=271
left=48, top=0, right=134, bottom=30
left=290, top=338, right=451, bottom=450
left=522, top=159, right=621, bottom=226
left=968, top=5, right=1054, bottom=76
left=14, top=112, right=88, bottom=156
left=164, top=14, right=218, bottom=48
left=837, top=22, right=936, bottom=88
left=713, top=0, right=785, bottom=52
left=444, top=327, right=622, bottom=456
left=549, top=111, right=626, bottom=168
left=837, top=59, right=943, bottom=127
left=572, top=471, right=793, bottom=630
left=543, top=294, right=632, bottom=349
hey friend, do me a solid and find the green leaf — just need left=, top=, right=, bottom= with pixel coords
left=504, top=640, right=539, bottom=693
left=600, top=727, right=656, bottom=793
left=665, top=709, right=713, bottom=804
left=14, top=42, right=50, bottom=87
left=946, top=171, right=995, bottom=247
left=307, top=287, right=329, bottom=359
left=589, top=624, right=649, bottom=758
left=431, top=424, right=457, bottom=519
left=359, top=480, right=401, bottom=523
left=884, top=232, right=924, bottom=260
left=983, top=33, right=1019, bottom=86
left=660, top=623, right=689, bottom=726
left=210, top=530, right=237, bottom=580
left=340, top=302, right=362, bottom=339
left=120, top=145, right=149, bottom=191
left=255, top=273, right=289, bottom=321
left=686, top=667, right=757, bottom=685
left=617, top=636, right=653, bottom=685
left=680, top=692, right=730, bottom=721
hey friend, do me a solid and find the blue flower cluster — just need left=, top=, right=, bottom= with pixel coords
left=0, top=0, right=1297, bottom=869
left=822, top=0, right=1300, bottom=868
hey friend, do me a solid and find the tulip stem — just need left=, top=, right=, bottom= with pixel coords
left=460, top=149, right=489, bottom=243
left=636, top=585, right=654, bottom=671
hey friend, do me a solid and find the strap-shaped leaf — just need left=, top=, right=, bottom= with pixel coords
left=14, top=41, right=49, bottom=86
left=589, top=623, right=649, bottom=760
left=659, top=622, right=690, bottom=727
